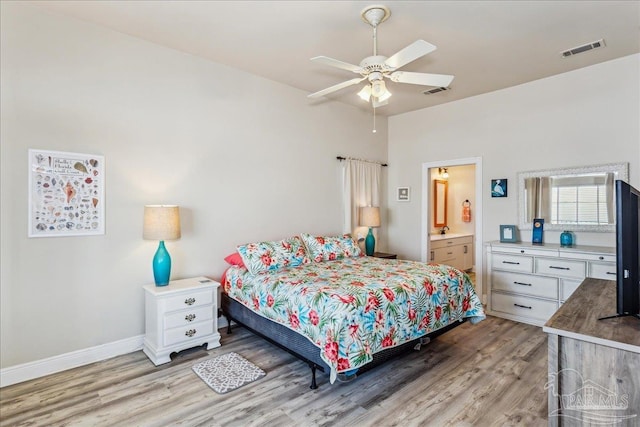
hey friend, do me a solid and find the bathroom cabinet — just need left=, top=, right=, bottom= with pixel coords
left=429, top=234, right=473, bottom=271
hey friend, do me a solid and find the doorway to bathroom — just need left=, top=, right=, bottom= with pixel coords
left=421, top=157, right=484, bottom=300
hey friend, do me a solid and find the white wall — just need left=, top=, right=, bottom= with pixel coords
left=387, top=54, right=640, bottom=262
left=0, top=3, right=388, bottom=370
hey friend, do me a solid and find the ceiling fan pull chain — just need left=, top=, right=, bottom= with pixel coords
left=372, top=106, right=377, bottom=133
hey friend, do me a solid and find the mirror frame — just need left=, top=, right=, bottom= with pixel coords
left=517, top=163, right=629, bottom=232
left=434, top=179, right=448, bottom=228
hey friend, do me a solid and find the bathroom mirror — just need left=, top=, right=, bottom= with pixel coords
left=517, top=163, right=628, bottom=232
left=434, top=179, right=448, bottom=228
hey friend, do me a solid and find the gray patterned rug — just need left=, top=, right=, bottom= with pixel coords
left=192, top=352, right=266, bottom=394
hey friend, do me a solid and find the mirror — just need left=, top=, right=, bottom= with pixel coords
left=434, top=179, right=448, bottom=228
left=518, top=163, right=628, bottom=232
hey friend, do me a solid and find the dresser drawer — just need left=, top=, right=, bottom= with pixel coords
left=588, top=262, right=617, bottom=280
left=164, top=319, right=215, bottom=347
left=561, top=279, right=583, bottom=301
left=491, top=292, right=558, bottom=322
left=164, top=304, right=214, bottom=329
left=491, top=245, right=556, bottom=257
left=492, top=271, right=558, bottom=299
left=535, top=258, right=586, bottom=279
left=492, top=254, right=533, bottom=273
left=560, top=251, right=615, bottom=263
left=163, top=289, right=213, bottom=312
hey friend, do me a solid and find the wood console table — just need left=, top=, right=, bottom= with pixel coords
left=543, top=278, right=639, bottom=426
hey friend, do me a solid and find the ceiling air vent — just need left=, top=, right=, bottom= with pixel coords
left=561, top=39, right=605, bottom=58
left=423, top=86, right=451, bottom=95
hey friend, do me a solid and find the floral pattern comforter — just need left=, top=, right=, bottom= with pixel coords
left=223, top=256, right=485, bottom=383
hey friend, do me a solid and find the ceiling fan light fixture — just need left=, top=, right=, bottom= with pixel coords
left=377, top=89, right=392, bottom=102
left=357, top=85, right=372, bottom=101
left=370, top=79, right=386, bottom=98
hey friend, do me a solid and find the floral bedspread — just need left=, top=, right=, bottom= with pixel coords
left=223, top=257, right=485, bottom=383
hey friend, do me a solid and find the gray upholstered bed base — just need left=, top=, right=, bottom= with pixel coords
left=221, top=292, right=465, bottom=389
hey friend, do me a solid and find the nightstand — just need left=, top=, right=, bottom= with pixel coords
left=372, top=252, right=397, bottom=259
left=143, top=276, right=221, bottom=365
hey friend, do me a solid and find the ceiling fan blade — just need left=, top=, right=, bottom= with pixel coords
left=308, top=77, right=366, bottom=98
left=384, top=40, right=437, bottom=70
left=311, top=56, right=362, bottom=73
left=389, top=71, right=454, bottom=88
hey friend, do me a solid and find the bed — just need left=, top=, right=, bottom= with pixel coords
left=221, top=233, right=485, bottom=388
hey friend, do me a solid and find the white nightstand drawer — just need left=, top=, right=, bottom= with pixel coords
left=589, top=262, right=617, bottom=280
left=164, top=304, right=214, bottom=329
left=535, top=258, right=586, bottom=279
left=164, top=320, right=215, bottom=347
left=492, top=254, right=533, bottom=273
left=492, top=271, right=558, bottom=299
left=491, top=292, right=558, bottom=322
left=164, top=289, right=213, bottom=312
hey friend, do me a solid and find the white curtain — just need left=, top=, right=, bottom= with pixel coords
left=341, top=159, right=381, bottom=236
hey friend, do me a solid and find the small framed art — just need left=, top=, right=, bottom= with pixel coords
left=491, top=179, right=507, bottom=197
left=397, top=187, right=410, bottom=202
left=499, top=225, right=517, bottom=243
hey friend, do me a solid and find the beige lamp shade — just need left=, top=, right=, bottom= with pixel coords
left=360, top=206, right=381, bottom=228
left=143, top=205, right=181, bottom=241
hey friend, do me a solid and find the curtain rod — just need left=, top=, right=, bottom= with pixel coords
left=336, top=156, right=388, bottom=167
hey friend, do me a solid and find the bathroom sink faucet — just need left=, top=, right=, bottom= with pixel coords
left=440, top=226, right=450, bottom=235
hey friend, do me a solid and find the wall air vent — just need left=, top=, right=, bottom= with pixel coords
left=561, top=39, right=605, bottom=58
left=423, top=86, right=451, bottom=95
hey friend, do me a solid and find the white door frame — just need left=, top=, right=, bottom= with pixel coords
left=421, top=157, right=483, bottom=299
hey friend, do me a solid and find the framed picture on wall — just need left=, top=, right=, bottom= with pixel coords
left=397, top=187, right=410, bottom=202
left=28, top=149, right=105, bottom=237
left=491, top=179, right=507, bottom=197
left=499, top=225, right=517, bottom=243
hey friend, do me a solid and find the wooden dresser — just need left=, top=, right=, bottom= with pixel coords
left=543, top=278, right=639, bottom=425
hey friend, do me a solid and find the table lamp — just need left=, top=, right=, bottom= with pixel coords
left=360, top=206, right=381, bottom=256
left=143, top=205, right=181, bottom=286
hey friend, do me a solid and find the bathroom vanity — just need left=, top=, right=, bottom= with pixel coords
left=429, top=234, right=473, bottom=271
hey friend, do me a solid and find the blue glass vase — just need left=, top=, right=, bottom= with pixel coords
left=560, top=231, right=573, bottom=247
left=365, top=227, right=376, bottom=256
left=152, top=240, right=172, bottom=286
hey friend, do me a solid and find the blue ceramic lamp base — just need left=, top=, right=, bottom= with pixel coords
left=152, top=240, right=172, bottom=286
left=365, top=227, right=376, bottom=256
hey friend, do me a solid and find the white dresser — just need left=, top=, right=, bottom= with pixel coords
left=143, top=276, right=221, bottom=365
left=429, top=234, right=473, bottom=271
left=486, top=241, right=616, bottom=326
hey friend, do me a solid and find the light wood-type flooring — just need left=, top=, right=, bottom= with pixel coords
left=0, top=316, right=548, bottom=426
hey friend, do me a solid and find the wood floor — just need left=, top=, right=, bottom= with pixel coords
left=0, top=316, right=548, bottom=426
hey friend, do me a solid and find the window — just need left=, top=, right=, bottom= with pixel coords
left=551, top=183, right=609, bottom=225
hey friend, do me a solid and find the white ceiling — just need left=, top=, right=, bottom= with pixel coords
left=30, top=1, right=640, bottom=117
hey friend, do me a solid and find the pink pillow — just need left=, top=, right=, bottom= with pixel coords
left=224, top=252, right=245, bottom=267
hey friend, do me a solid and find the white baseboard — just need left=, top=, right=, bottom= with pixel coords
left=0, top=335, right=144, bottom=388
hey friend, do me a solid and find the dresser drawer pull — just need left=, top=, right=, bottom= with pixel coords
left=513, top=281, right=532, bottom=287
left=185, top=329, right=197, bottom=337
left=549, top=266, right=570, bottom=270
left=514, top=303, right=532, bottom=310
left=185, top=314, right=196, bottom=322
left=184, top=297, right=196, bottom=305
left=502, top=261, right=520, bottom=265
left=447, top=252, right=453, bottom=255
left=430, top=251, right=434, bottom=261
left=606, top=272, right=616, bottom=275
left=599, top=256, right=604, bottom=260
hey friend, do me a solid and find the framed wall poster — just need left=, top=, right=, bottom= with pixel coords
left=491, top=179, right=507, bottom=197
left=499, top=225, right=517, bottom=243
left=397, top=187, right=410, bottom=202
left=28, top=149, right=105, bottom=237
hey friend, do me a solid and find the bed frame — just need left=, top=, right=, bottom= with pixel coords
left=221, top=292, right=466, bottom=389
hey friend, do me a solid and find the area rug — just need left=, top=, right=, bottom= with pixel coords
left=192, top=352, right=266, bottom=394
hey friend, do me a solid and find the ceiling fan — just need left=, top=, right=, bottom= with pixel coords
left=308, top=5, right=454, bottom=108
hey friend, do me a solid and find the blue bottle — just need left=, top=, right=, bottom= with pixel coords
left=560, top=231, right=573, bottom=247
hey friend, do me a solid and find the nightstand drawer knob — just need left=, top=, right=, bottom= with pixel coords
left=184, top=297, right=196, bottom=305
left=185, top=314, right=196, bottom=322
left=185, top=329, right=196, bottom=337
